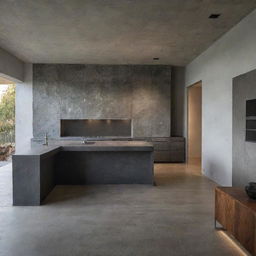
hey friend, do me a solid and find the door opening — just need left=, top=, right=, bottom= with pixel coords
left=187, top=81, right=202, bottom=168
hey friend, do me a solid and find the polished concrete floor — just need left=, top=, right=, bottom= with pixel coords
left=0, top=163, right=12, bottom=207
left=0, top=162, right=245, bottom=256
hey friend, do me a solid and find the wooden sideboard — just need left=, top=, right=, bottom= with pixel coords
left=215, top=187, right=256, bottom=255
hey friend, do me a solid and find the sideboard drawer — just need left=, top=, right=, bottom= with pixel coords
left=234, top=202, right=256, bottom=254
left=215, top=189, right=235, bottom=234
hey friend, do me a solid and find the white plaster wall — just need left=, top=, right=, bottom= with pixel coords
left=0, top=47, right=24, bottom=82
left=15, top=63, right=33, bottom=152
left=185, top=9, right=256, bottom=185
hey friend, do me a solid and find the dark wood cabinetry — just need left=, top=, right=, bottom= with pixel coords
left=215, top=187, right=256, bottom=255
left=134, top=137, right=185, bottom=162
left=151, top=137, right=185, bottom=162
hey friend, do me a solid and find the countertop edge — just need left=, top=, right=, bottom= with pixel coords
left=13, top=142, right=154, bottom=156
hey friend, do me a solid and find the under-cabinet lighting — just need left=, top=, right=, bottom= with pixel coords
left=218, top=231, right=249, bottom=256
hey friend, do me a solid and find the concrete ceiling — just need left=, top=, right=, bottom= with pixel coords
left=0, top=0, right=255, bottom=66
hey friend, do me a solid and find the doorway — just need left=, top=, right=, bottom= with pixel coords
left=187, top=81, right=202, bottom=167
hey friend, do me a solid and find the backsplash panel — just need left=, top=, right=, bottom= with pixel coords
left=33, top=64, right=171, bottom=138
left=61, top=119, right=132, bottom=137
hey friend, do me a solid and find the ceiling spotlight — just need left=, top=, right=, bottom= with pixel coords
left=209, top=14, right=221, bottom=19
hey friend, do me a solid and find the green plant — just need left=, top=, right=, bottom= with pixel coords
left=0, top=84, right=15, bottom=133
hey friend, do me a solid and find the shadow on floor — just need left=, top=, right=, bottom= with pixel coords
left=43, top=162, right=212, bottom=206
left=0, top=163, right=12, bottom=206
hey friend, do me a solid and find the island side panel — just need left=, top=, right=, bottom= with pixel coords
left=13, top=155, right=41, bottom=206
left=40, top=154, right=58, bottom=202
left=55, top=151, right=154, bottom=185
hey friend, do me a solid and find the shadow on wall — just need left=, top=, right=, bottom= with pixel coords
left=203, top=158, right=229, bottom=185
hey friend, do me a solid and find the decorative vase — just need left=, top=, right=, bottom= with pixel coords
left=245, top=182, right=256, bottom=200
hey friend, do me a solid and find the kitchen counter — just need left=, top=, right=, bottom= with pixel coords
left=61, top=141, right=153, bottom=151
left=13, top=141, right=154, bottom=206
left=15, top=141, right=153, bottom=155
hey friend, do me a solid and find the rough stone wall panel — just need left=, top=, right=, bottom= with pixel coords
left=33, top=64, right=171, bottom=138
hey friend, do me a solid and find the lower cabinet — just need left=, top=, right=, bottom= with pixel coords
left=215, top=187, right=256, bottom=256
left=151, top=137, right=185, bottom=163
left=95, top=137, right=186, bottom=163
left=132, top=137, right=185, bottom=163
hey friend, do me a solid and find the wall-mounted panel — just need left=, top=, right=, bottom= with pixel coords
left=246, top=99, right=256, bottom=142
left=233, top=69, right=256, bottom=187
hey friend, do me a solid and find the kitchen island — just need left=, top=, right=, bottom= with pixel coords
left=13, top=141, right=154, bottom=206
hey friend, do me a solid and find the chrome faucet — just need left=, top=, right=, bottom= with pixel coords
left=82, top=137, right=87, bottom=144
left=43, top=133, right=48, bottom=146
left=81, top=137, right=95, bottom=145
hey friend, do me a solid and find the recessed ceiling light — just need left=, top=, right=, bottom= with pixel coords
left=209, top=14, right=221, bottom=19
left=153, top=58, right=159, bottom=60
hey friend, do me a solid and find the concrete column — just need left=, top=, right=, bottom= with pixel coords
left=15, top=63, right=33, bottom=152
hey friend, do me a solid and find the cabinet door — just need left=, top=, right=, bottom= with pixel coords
left=234, top=202, right=256, bottom=255
left=215, top=190, right=235, bottom=234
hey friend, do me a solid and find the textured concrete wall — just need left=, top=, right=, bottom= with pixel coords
left=185, top=9, right=256, bottom=186
left=233, top=69, right=256, bottom=187
left=15, top=64, right=33, bottom=152
left=0, top=47, right=24, bottom=82
left=33, top=64, right=171, bottom=139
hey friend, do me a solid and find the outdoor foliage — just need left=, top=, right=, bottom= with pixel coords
left=0, top=85, right=15, bottom=133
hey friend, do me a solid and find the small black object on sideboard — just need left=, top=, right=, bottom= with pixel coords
left=245, top=182, right=256, bottom=200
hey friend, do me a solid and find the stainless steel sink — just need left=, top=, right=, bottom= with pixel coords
left=82, top=141, right=95, bottom=145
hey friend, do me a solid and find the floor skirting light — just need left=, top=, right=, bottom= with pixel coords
left=218, top=230, right=250, bottom=256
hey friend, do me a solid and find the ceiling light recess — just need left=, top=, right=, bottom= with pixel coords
left=209, top=13, right=221, bottom=19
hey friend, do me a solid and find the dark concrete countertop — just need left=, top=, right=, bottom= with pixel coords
left=13, top=145, right=61, bottom=157
left=62, top=141, right=153, bottom=151
left=14, top=141, right=153, bottom=156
